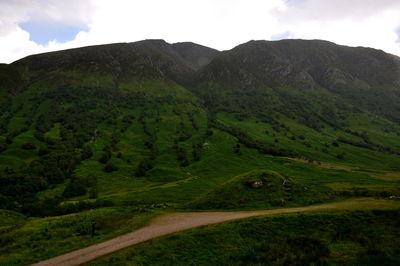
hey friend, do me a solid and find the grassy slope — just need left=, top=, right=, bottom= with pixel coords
left=0, top=65, right=400, bottom=265
left=0, top=208, right=158, bottom=265
left=185, top=170, right=336, bottom=210
left=1, top=68, right=399, bottom=205
left=86, top=207, right=400, bottom=266
left=216, top=111, right=400, bottom=170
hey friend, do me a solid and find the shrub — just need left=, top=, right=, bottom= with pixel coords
left=0, top=143, right=7, bottom=152
left=192, top=144, right=202, bottom=161
left=21, top=142, right=36, bottom=150
left=81, top=145, right=93, bottom=160
left=98, top=153, right=111, bottom=164
left=180, top=159, right=190, bottom=167
left=136, top=159, right=153, bottom=176
left=104, top=163, right=118, bottom=173
left=205, top=129, right=213, bottom=137
left=234, top=143, right=242, bottom=155
left=63, top=177, right=87, bottom=197
left=89, top=187, right=98, bottom=199
left=177, top=147, right=187, bottom=161
left=336, top=153, right=345, bottom=159
left=37, top=147, right=49, bottom=156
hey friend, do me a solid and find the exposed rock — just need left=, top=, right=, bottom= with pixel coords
left=247, top=181, right=263, bottom=188
left=389, top=195, right=400, bottom=200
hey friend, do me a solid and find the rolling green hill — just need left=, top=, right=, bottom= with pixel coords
left=0, top=39, right=399, bottom=265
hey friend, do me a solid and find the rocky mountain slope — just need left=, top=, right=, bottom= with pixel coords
left=0, top=38, right=399, bottom=216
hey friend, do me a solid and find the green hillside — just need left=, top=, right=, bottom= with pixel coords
left=87, top=209, right=400, bottom=266
left=0, top=39, right=399, bottom=265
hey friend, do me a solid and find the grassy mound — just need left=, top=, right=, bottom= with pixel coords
left=186, top=170, right=334, bottom=210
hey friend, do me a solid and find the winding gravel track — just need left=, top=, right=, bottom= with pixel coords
left=31, top=199, right=398, bottom=266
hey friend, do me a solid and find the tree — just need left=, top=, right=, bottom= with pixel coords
left=98, top=153, right=111, bottom=164
left=104, top=163, right=118, bottom=173
left=177, top=147, right=187, bottom=161
left=135, top=159, right=153, bottom=176
left=205, top=129, right=213, bottom=137
left=0, top=143, right=7, bottom=152
left=89, top=187, right=98, bottom=199
left=21, top=142, right=36, bottom=150
left=192, top=144, right=202, bottom=161
left=180, top=158, right=190, bottom=167
left=63, top=177, right=87, bottom=197
left=336, top=153, right=345, bottom=159
left=38, top=147, right=49, bottom=156
left=81, top=145, right=93, bottom=160
left=234, top=143, right=242, bottom=155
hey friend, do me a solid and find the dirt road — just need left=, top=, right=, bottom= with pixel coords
left=31, top=198, right=400, bottom=266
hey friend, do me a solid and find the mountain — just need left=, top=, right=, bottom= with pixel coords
left=12, top=39, right=219, bottom=86
left=1, top=38, right=400, bottom=265
left=201, top=39, right=400, bottom=88
left=195, top=39, right=400, bottom=123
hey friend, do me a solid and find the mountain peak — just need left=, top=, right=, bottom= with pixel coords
left=202, top=38, right=400, bottom=90
left=12, top=40, right=220, bottom=84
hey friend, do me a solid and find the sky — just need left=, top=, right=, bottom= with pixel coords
left=0, top=0, right=400, bottom=63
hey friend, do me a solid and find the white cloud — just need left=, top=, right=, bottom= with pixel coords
left=68, top=0, right=285, bottom=50
left=0, top=0, right=93, bottom=32
left=0, top=0, right=94, bottom=62
left=0, top=0, right=399, bottom=63
left=274, top=0, right=400, bottom=55
left=0, top=27, right=44, bottom=63
left=280, top=0, right=400, bottom=22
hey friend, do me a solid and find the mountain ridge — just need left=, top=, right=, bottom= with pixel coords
left=12, top=39, right=219, bottom=79
left=11, top=38, right=400, bottom=87
left=1, top=38, right=400, bottom=265
left=1, top=38, right=400, bottom=216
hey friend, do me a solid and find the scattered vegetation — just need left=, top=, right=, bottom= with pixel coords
left=0, top=39, right=400, bottom=265
left=86, top=210, right=400, bottom=265
left=186, top=170, right=335, bottom=210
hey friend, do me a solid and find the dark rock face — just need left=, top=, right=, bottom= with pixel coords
left=195, top=39, right=400, bottom=123
left=172, top=42, right=220, bottom=71
left=5, top=38, right=400, bottom=123
left=11, top=38, right=400, bottom=91
left=12, top=39, right=220, bottom=85
left=199, top=39, right=400, bottom=90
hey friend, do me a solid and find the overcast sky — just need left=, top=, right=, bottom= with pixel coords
left=1, top=0, right=399, bottom=63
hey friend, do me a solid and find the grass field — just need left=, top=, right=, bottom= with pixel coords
left=85, top=201, right=400, bottom=265
left=1, top=60, right=400, bottom=265
left=0, top=207, right=159, bottom=265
